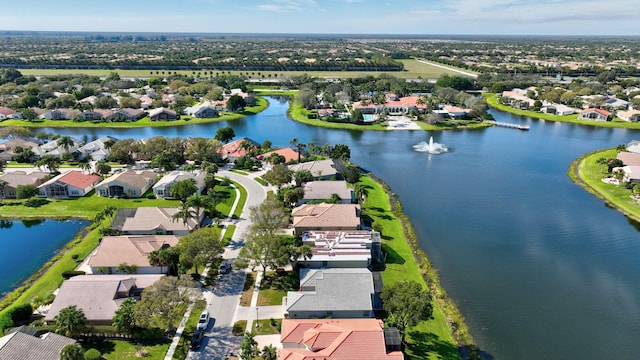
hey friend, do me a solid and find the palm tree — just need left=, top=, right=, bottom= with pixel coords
left=172, top=201, right=197, bottom=231
left=54, top=305, right=87, bottom=338
left=239, top=139, right=256, bottom=157
left=58, top=136, right=74, bottom=155
left=186, top=193, right=212, bottom=227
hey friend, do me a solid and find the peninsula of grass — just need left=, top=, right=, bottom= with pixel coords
left=570, top=148, right=640, bottom=222
left=359, top=175, right=470, bottom=360
left=0, top=97, right=268, bottom=129
left=483, top=93, right=640, bottom=129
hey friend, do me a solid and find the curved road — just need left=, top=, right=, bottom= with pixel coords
left=189, top=169, right=269, bottom=360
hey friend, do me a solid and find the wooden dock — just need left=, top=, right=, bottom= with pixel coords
left=485, top=120, right=530, bottom=131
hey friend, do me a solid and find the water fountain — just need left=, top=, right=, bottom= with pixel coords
left=413, top=136, right=448, bottom=154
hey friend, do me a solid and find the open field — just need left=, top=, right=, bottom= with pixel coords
left=16, top=59, right=470, bottom=79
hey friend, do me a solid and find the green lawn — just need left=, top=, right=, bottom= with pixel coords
left=484, top=93, right=640, bottom=129
left=81, top=339, right=170, bottom=360
left=229, top=179, right=247, bottom=219
left=17, top=59, right=468, bottom=80
left=288, top=101, right=389, bottom=131
left=572, top=148, right=640, bottom=221
left=256, top=289, right=285, bottom=306
left=358, top=176, right=462, bottom=360
left=252, top=319, right=281, bottom=335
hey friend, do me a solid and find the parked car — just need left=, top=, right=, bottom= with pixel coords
left=197, top=311, right=209, bottom=330
left=218, top=260, right=231, bottom=274
left=190, top=329, right=205, bottom=350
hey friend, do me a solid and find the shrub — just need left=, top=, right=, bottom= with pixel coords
left=146, top=194, right=156, bottom=199
left=71, top=254, right=80, bottom=260
left=9, top=303, right=33, bottom=323
left=0, top=313, right=14, bottom=334
left=84, top=348, right=102, bottom=360
left=62, top=270, right=86, bottom=279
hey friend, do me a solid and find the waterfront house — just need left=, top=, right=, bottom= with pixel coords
left=0, top=326, right=76, bottom=360
left=40, top=109, right=74, bottom=120
left=218, top=137, right=259, bottom=160
left=288, top=159, right=345, bottom=180
left=617, top=109, right=640, bottom=122
left=77, top=109, right=113, bottom=121
left=0, top=106, right=16, bottom=121
left=291, top=203, right=361, bottom=235
left=184, top=103, right=220, bottom=118
left=148, top=107, right=177, bottom=121
left=104, top=108, right=145, bottom=122
left=110, top=207, right=203, bottom=235
left=626, top=141, right=640, bottom=154
left=153, top=170, right=206, bottom=199
left=45, top=275, right=163, bottom=325
left=95, top=170, right=158, bottom=198
left=617, top=151, right=640, bottom=166
left=87, top=235, right=180, bottom=274
left=618, top=166, right=640, bottom=184
left=299, top=181, right=353, bottom=204
left=256, top=148, right=300, bottom=164
left=0, top=138, right=40, bottom=161
left=300, top=230, right=382, bottom=268
left=579, top=108, right=611, bottom=122
left=279, top=319, right=404, bottom=360
left=352, top=94, right=427, bottom=115
left=33, top=137, right=83, bottom=159
left=285, top=268, right=378, bottom=319
left=38, top=170, right=101, bottom=198
left=0, top=171, right=49, bottom=199
left=77, top=136, right=117, bottom=161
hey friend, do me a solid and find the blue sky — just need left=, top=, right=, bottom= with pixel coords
left=0, top=0, right=637, bottom=35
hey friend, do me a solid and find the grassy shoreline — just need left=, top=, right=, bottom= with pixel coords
left=0, top=97, right=268, bottom=128
left=360, top=175, right=474, bottom=360
left=483, top=93, right=640, bottom=129
left=569, top=147, right=640, bottom=222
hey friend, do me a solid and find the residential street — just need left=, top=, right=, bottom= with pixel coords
left=189, top=169, right=270, bottom=360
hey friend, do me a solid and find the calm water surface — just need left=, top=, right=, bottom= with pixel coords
left=43, top=97, right=640, bottom=359
left=0, top=219, right=89, bottom=295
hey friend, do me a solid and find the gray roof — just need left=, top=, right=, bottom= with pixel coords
left=287, top=268, right=374, bottom=313
left=0, top=329, right=76, bottom=360
left=302, top=181, right=352, bottom=201
left=0, top=171, right=49, bottom=188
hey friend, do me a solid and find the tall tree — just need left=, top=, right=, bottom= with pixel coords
left=54, top=305, right=87, bottom=338
left=214, top=126, right=235, bottom=143
left=169, top=178, right=198, bottom=201
left=380, top=280, right=433, bottom=343
left=58, top=136, right=74, bottom=154
left=240, top=332, right=259, bottom=360
left=172, top=201, right=198, bottom=231
left=263, top=164, right=293, bottom=189
left=134, top=276, right=198, bottom=332
left=177, top=227, right=224, bottom=274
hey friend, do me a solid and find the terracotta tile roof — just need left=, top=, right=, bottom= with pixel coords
left=257, top=148, right=300, bottom=163
left=581, top=108, right=611, bottom=116
left=292, top=203, right=360, bottom=230
left=279, top=319, right=404, bottom=360
left=56, top=170, right=101, bottom=189
left=218, top=137, right=259, bottom=158
left=88, top=235, right=180, bottom=268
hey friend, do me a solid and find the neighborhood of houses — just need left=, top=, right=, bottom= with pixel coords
left=0, top=135, right=404, bottom=359
left=0, top=87, right=255, bottom=123
left=499, top=87, right=640, bottom=122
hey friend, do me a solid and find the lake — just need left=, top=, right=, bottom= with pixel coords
left=39, top=97, right=640, bottom=359
left=0, top=218, right=89, bottom=296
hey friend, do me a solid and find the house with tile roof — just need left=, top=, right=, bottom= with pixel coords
left=288, top=159, right=345, bottom=180
left=153, top=170, right=206, bottom=199
left=0, top=326, right=76, bottom=360
left=87, top=235, right=180, bottom=274
left=33, top=137, right=83, bottom=159
left=617, top=109, right=640, bottom=122
left=148, top=107, right=177, bottom=121
left=184, top=103, right=219, bottom=118
left=352, top=94, right=427, bottom=115
left=44, top=275, right=163, bottom=325
left=0, top=138, right=40, bottom=161
left=110, top=207, right=203, bottom=235
left=617, top=151, right=640, bottom=166
left=77, top=109, right=113, bottom=121
left=300, top=181, right=353, bottom=204
left=300, top=230, right=382, bottom=268
left=0, top=171, right=49, bottom=199
left=257, top=148, right=300, bottom=164
left=579, top=108, right=611, bottom=122
left=95, top=170, right=158, bottom=198
left=0, top=106, right=16, bottom=120
left=104, top=108, right=145, bottom=122
left=279, top=318, right=404, bottom=360
left=285, top=268, right=379, bottom=319
left=218, top=137, right=259, bottom=160
left=292, top=203, right=361, bottom=236
left=77, top=136, right=117, bottom=161
left=38, top=170, right=101, bottom=198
